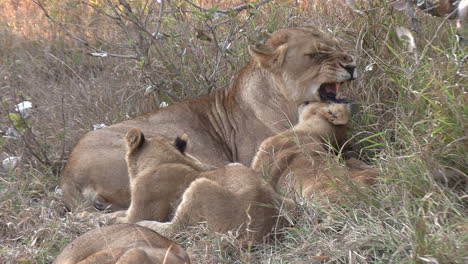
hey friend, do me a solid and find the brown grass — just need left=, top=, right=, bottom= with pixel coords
left=0, top=0, right=466, bottom=263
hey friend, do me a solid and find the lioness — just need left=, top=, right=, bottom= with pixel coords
left=61, top=26, right=358, bottom=212
left=87, top=128, right=295, bottom=243
left=54, top=224, right=191, bottom=264
left=252, top=102, right=377, bottom=200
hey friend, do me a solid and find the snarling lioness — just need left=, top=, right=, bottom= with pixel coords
left=84, top=128, right=295, bottom=243
left=252, top=102, right=377, bottom=200
left=54, top=224, right=191, bottom=264
left=61, top=26, right=358, bottom=212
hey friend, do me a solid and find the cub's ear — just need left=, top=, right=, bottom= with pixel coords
left=174, top=133, right=189, bottom=154
left=248, top=43, right=288, bottom=70
left=125, top=128, right=145, bottom=151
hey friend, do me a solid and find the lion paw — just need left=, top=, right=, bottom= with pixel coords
left=76, top=211, right=98, bottom=220
left=76, top=211, right=122, bottom=224
left=137, top=221, right=174, bottom=237
left=322, top=104, right=349, bottom=125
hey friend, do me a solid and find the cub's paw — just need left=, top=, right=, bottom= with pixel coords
left=76, top=211, right=100, bottom=220
left=76, top=210, right=124, bottom=224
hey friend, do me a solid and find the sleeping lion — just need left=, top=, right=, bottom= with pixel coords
left=54, top=224, right=190, bottom=264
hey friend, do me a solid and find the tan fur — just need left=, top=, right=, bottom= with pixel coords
left=137, top=164, right=296, bottom=244
left=252, top=103, right=377, bottom=200
left=54, top=224, right=190, bottom=264
left=86, top=129, right=295, bottom=244
left=61, top=26, right=358, bottom=212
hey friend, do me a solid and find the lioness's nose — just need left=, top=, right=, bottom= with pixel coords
left=344, top=65, right=356, bottom=76
left=340, top=63, right=356, bottom=78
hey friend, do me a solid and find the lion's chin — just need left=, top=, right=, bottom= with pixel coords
left=319, top=81, right=351, bottom=103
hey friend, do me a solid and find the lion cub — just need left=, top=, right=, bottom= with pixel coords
left=101, top=128, right=295, bottom=243
left=54, top=224, right=190, bottom=264
left=252, top=102, right=377, bottom=200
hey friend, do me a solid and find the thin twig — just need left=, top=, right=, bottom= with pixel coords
left=168, top=1, right=209, bottom=89
left=33, top=0, right=138, bottom=59
left=421, top=8, right=458, bottom=59
left=184, top=0, right=273, bottom=14
left=58, top=96, right=67, bottom=174
left=105, top=0, right=139, bottom=55
left=154, top=0, right=165, bottom=37
left=46, top=53, right=88, bottom=87
left=0, top=100, right=50, bottom=166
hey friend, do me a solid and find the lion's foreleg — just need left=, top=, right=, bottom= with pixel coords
left=251, top=147, right=269, bottom=172
left=138, top=177, right=244, bottom=236
left=76, top=209, right=127, bottom=224
left=107, top=210, right=128, bottom=223
left=251, top=142, right=285, bottom=188
left=136, top=178, right=209, bottom=235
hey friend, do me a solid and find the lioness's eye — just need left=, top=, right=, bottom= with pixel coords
left=306, top=52, right=326, bottom=58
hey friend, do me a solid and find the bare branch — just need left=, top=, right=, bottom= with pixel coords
left=119, top=0, right=134, bottom=14
left=184, top=0, right=273, bottom=14
left=104, top=0, right=139, bottom=54
left=154, top=0, right=165, bottom=37
left=33, top=0, right=138, bottom=59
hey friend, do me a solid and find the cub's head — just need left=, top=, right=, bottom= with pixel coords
left=124, top=128, right=191, bottom=177
left=248, top=26, right=356, bottom=105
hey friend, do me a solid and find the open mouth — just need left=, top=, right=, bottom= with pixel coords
left=319, top=81, right=351, bottom=103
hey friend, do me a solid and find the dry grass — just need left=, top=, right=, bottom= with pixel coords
left=0, top=0, right=466, bottom=263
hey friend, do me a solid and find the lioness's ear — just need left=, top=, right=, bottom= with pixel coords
left=248, top=43, right=288, bottom=70
left=125, top=128, right=145, bottom=151
left=174, top=133, right=189, bottom=154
